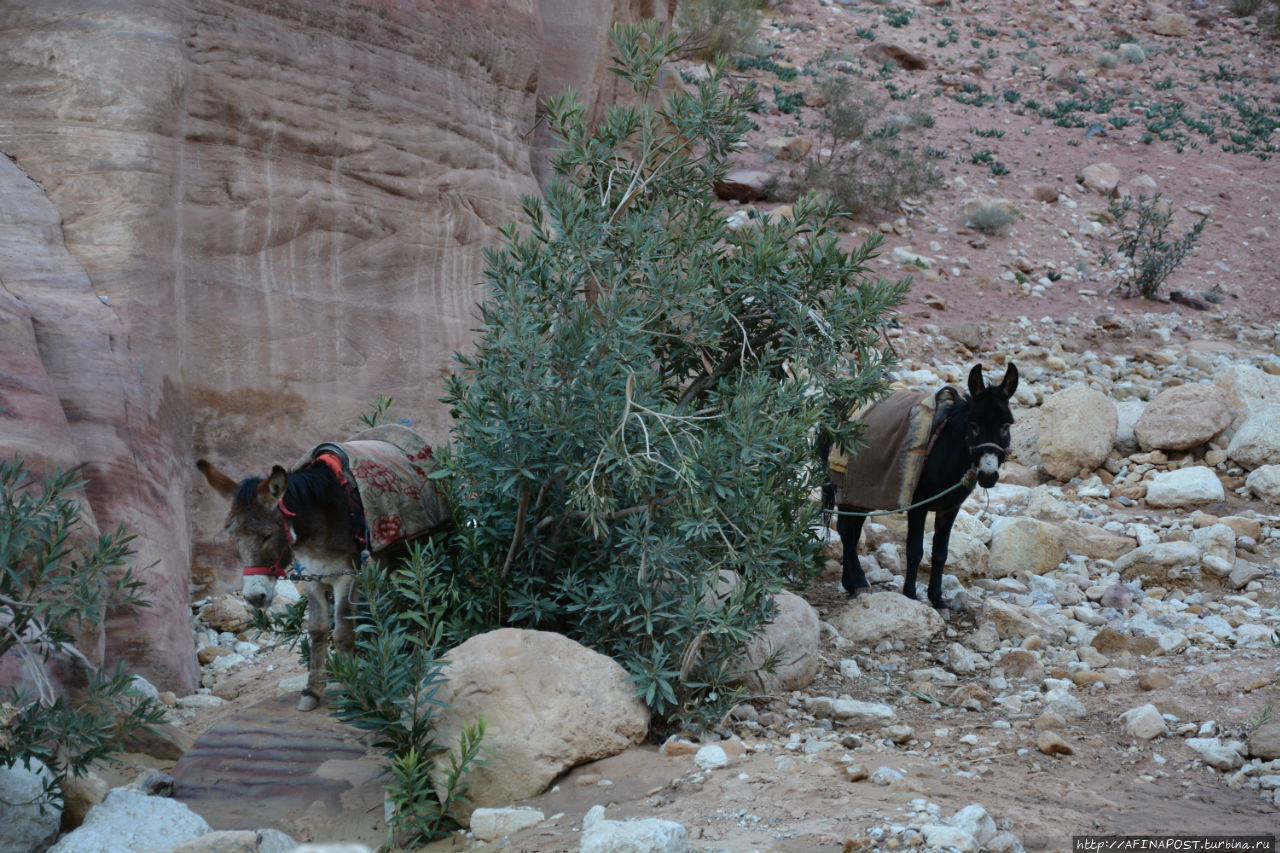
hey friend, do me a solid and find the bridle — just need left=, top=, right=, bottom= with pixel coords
left=241, top=502, right=298, bottom=579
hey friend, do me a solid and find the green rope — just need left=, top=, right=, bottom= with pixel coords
left=825, top=470, right=977, bottom=519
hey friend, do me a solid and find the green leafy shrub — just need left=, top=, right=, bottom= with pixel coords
left=964, top=202, right=1020, bottom=236
left=1100, top=194, right=1207, bottom=299
left=0, top=460, right=167, bottom=808
left=677, top=0, right=771, bottom=61
left=325, top=557, right=485, bottom=846
left=432, top=22, right=905, bottom=734
left=800, top=76, right=942, bottom=218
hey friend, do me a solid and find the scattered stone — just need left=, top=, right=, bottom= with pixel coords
left=200, top=595, right=252, bottom=633
left=1227, top=405, right=1280, bottom=469
left=1138, top=671, right=1172, bottom=691
left=921, top=824, right=978, bottom=852
left=1133, top=384, right=1234, bottom=451
left=694, top=744, right=729, bottom=770
left=829, top=592, right=946, bottom=646
left=1143, top=467, right=1225, bottom=507
left=469, top=807, right=545, bottom=842
left=988, top=517, right=1068, bottom=577
left=1037, top=386, right=1118, bottom=479
left=1115, top=541, right=1202, bottom=587
left=863, top=43, right=929, bottom=70
left=0, top=760, right=60, bottom=853
left=712, top=169, right=775, bottom=203
left=1245, top=465, right=1280, bottom=501
left=1185, top=737, right=1245, bottom=771
left=832, top=699, right=897, bottom=727
left=580, top=817, right=690, bottom=853
left=1036, top=731, right=1074, bottom=756
left=49, top=789, right=210, bottom=853
left=1151, top=12, right=1190, bottom=36
left=764, top=136, right=812, bottom=161
left=1119, top=703, right=1168, bottom=740
left=1248, top=721, right=1280, bottom=760
left=1079, top=163, right=1121, bottom=195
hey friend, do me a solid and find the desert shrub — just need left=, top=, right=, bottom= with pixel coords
left=1096, top=52, right=1119, bottom=69
left=964, top=201, right=1021, bottom=236
left=800, top=76, right=943, bottom=218
left=0, top=460, right=167, bottom=809
left=678, top=0, right=771, bottom=61
left=430, top=22, right=905, bottom=734
left=1119, top=43, right=1146, bottom=63
left=1230, top=0, right=1263, bottom=16
left=1100, top=194, right=1206, bottom=299
left=325, top=556, right=484, bottom=846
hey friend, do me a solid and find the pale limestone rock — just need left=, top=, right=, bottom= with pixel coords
left=0, top=761, right=60, bottom=853
left=1119, top=703, right=1168, bottom=740
left=1114, top=400, right=1146, bottom=455
left=949, top=805, right=998, bottom=848
left=1058, top=520, right=1137, bottom=561
left=921, top=825, right=978, bottom=852
left=922, top=529, right=990, bottom=580
left=1227, top=404, right=1280, bottom=470
left=832, top=699, right=897, bottom=727
left=1144, top=467, right=1225, bottom=507
left=469, top=808, right=545, bottom=842
left=1115, top=541, right=1202, bottom=588
left=765, top=135, right=812, bottom=160
left=1190, top=524, right=1235, bottom=565
left=829, top=592, right=946, bottom=646
left=988, top=517, right=1067, bottom=577
left=694, top=745, right=729, bottom=770
left=1151, top=12, right=1190, bottom=36
left=1079, top=162, right=1121, bottom=195
left=981, top=598, right=1066, bottom=644
left=1249, top=721, right=1280, bottom=760
left=1245, top=465, right=1280, bottom=501
left=743, top=591, right=821, bottom=693
left=48, top=789, right=209, bottom=853
left=1185, top=737, right=1245, bottom=771
left=1214, top=364, right=1280, bottom=427
left=580, top=818, right=690, bottom=853
left=1133, top=384, right=1235, bottom=451
left=431, top=629, right=649, bottom=816
left=1037, top=386, right=1118, bottom=479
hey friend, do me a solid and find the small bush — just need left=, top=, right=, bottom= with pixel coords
left=800, top=76, right=943, bottom=218
left=1230, top=0, right=1263, bottom=16
left=677, top=0, right=770, bottom=61
left=1119, top=43, right=1146, bottom=63
left=1096, top=52, right=1119, bottom=69
left=0, top=460, right=167, bottom=808
left=964, top=201, right=1020, bottom=236
left=1100, top=194, right=1207, bottom=300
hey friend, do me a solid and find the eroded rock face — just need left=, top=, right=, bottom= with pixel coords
left=1, top=0, right=660, bottom=692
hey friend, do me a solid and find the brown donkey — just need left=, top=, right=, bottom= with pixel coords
left=197, top=424, right=450, bottom=710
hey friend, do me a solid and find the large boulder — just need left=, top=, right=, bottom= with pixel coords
left=1214, top=364, right=1280, bottom=428
left=1226, top=404, right=1280, bottom=470
left=828, top=591, right=946, bottom=646
left=1133, top=383, right=1235, bottom=452
left=430, top=629, right=649, bottom=816
left=1114, top=541, right=1202, bottom=589
left=0, top=760, right=60, bottom=853
left=48, top=788, right=210, bottom=853
left=1057, top=520, right=1137, bottom=561
left=1144, top=466, right=1225, bottom=507
left=1245, top=465, right=1280, bottom=502
left=987, top=517, right=1067, bottom=578
left=1037, top=386, right=1117, bottom=479
left=743, top=591, right=821, bottom=693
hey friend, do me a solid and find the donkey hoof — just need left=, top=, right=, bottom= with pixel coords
left=297, top=690, right=321, bottom=712
left=934, top=607, right=951, bottom=621
left=846, top=586, right=872, bottom=598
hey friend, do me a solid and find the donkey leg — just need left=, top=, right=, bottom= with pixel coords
left=300, top=581, right=330, bottom=712
left=926, top=506, right=960, bottom=617
left=837, top=510, right=871, bottom=595
left=331, top=573, right=356, bottom=657
left=902, top=507, right=928, bottom=601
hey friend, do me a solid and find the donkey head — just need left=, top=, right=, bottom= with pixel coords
left=197, top=460, right=294, bottom=609
left=964, top=363, right=1018, bottom=489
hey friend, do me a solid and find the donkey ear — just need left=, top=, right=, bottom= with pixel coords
left=197, top=459, right=237, bottom=500
left=998, top=363, right=1019, bottom=398
left=261, top=466, right=289, bottom=508
left=967, top=364, right=986, bottom=398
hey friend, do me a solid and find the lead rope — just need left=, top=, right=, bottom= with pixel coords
left=824, top=468, right=978, bottom=521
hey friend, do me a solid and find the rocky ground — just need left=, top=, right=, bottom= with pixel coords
left=74, top=0, right=1280, bottom=851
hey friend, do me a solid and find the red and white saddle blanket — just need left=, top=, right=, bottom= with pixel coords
left=295, top=423, right=450, bottom=552
left=828, top=385, right=959, bottom=511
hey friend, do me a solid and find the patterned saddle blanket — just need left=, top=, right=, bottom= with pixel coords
left=294, top=424, right=451, bottom=553
left=828, top=385, right=960, bottom=512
